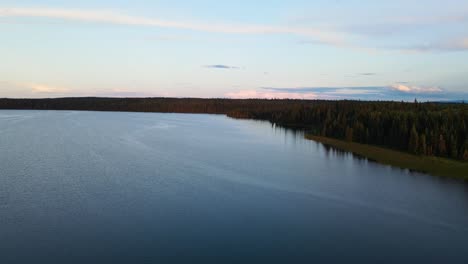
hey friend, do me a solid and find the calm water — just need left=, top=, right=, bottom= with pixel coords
left=1, top=110, right=467, bottom=263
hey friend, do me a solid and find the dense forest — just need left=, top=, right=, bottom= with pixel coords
left=1, top=97, right=467, bottom=161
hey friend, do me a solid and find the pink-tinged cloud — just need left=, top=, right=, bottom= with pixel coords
left=0, top=7, right=345, bottom=46
left=448, top=37, right=468, bottom=50
left=4, top=82, right=69, bottom=93
left=390, top=84, right=443, bottom=93
left=225, top=90, right=317, bottom=99
left=27, top=83, right=68, bottom=93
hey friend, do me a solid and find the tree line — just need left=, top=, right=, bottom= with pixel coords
left=1, top=97, right=466, bottom=161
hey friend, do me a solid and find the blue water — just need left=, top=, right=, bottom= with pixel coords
left=0, top=110, right=467, bottom=263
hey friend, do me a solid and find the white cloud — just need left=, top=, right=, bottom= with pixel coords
left=18, top=83, right=68, bottom=93
left=390, top=84, right=443, bottom=93
left=0, top=7, right=345, bottom=45
left=0, top=81, right=70, bottom=97
left=3, top=7, right=466, bottom=53
left=225, top=90, right=317, bottom=99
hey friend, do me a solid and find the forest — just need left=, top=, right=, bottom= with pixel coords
left=1, top=97, right=467, bottom=161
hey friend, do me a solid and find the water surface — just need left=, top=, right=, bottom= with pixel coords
left=1, top=110, right=467, bottom=263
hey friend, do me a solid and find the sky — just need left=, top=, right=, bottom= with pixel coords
left=1, top=0, right=468, bottom=101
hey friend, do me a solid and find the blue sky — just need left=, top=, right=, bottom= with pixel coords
left=1, top=0, right=467, bottom=100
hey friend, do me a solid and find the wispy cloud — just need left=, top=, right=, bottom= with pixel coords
left=2, top=7, right=467, bottom=53
left=390, top=84, right=442, bottom=93
left=388, top=37, right=468, bottom=53
left=262, top=86, right=384, bottom=95
left=94, top=88, right=163, bottom=98
left=225, top=90, right=317, bottom=99
left=0, top=7, right=345, bottom=45
left=144, top=34, right=192, bottom=42
left=290, top=5, right=468, bottom=53
left=256, top=85, right=466, bottom=101
left=0, top=81, right=70, bottom=98
left=11, top=82, right=68, bottom=93
left=359, top=73, right=377, bottom=76
left=293, top=6, right=468, bottom=33
left=204, top=65, right=240, bottom=69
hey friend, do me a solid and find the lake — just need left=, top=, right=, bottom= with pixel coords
left=1, top=110, right=467, bottom=263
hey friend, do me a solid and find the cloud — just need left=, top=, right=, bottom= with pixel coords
left=225, top=90, right=317, bottom=99
left=25, top=83, right=68, bottom=93
left=2, top=7, right=466, bottom=53
left=392, top=37, right=468, bottom=52
left=294, top=7, right=468, bottom=35
left=359, top=73, right=376, bottom=76
left=290, top=5, right=468, bottom=53
left=4, top=82, right=68, bottom=93
left=204, top=65, right=239, bottom=69
left=94, top=88, right=163, bottom=98
left=390, top=84, right=443, bottom=93
left=262, top=85, right=444, bottom=96
left=144, top=34, right=192, bottom=42
left=0, top=7, right=345, bottom=45
left=262, top=86, right=384, bottom=95
left=258, top=85, right=465, bottom=101
left=0, top=81, right=70, bottom=98
left=436, top=37, right=468, bottom=51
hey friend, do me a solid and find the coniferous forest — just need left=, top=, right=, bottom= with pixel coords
left=1, top=97, right=467, bottom=161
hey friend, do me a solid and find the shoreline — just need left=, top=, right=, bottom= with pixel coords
left=1, top=98, right=466, bottom=180
left=306, top=135, right=468, bottom=181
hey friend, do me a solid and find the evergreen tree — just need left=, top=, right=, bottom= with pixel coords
left=439, top=135, right=447, bottom=156
left=463, top=141, right=468, bottom=161
left=419, top=134, right=427, bottom=155
left=345, top=126, right=354, bottom=142
left=409, top=125, right=419, bottom=154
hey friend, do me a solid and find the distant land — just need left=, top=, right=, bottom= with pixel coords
left=1, top=97, right=466, bottom=180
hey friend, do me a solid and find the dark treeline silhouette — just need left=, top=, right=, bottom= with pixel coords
left=1, top=97, right=467, bottom=161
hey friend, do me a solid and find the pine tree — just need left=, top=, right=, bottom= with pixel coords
left=345, top=126, right=354, bottom=142
left=438, top=135, right=447, bottom=156
left=462, top=141, right=468, bottom=161
left=419, top=134, right=427, bottom=155
left=408, top=125, right=419, bottom=154
left=450, top=135, right=458, bottom=159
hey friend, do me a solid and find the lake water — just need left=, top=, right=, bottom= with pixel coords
left=1, top=110, right=467, bottom=263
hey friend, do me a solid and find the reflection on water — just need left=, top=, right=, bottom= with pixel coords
left=0, top=110, right=467, bottom=264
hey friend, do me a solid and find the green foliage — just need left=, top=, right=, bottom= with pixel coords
left=439, top=135, right=447, bottom=156
left=306, top=135, right=468, bottom=180
left=419, top=134, right=427, bottom=155
left=463, top=141, right=468, bottom=161
left=409, top=125, right=419, bottom=154
left=345, top=126, right=354, bottom=142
